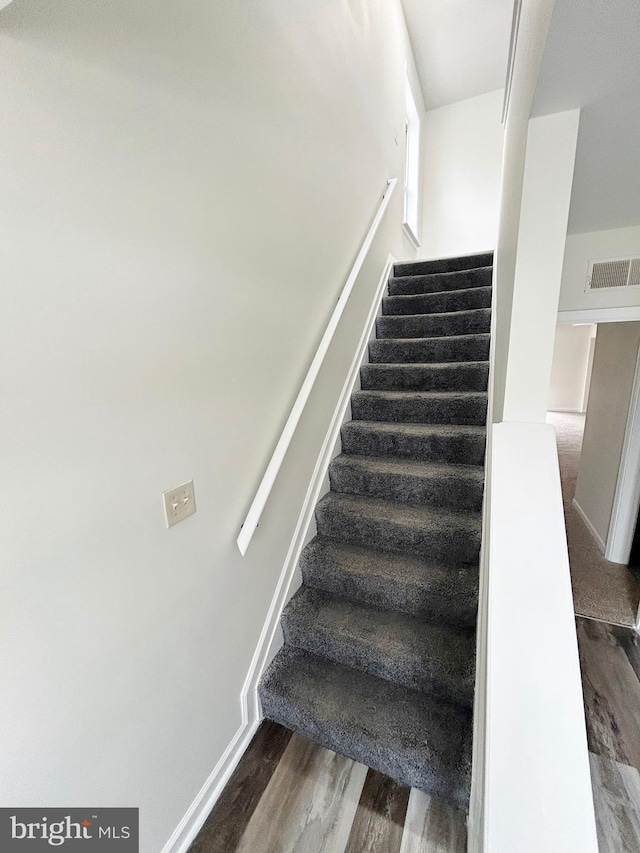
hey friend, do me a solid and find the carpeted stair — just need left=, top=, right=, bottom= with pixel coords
left=259, top=252, right=492, bottom=811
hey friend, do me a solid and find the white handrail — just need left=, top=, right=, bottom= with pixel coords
left=237, top=178, right=398, bottom=555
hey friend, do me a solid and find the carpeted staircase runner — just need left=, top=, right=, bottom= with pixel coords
left=259, top=251, right=492, bottom=811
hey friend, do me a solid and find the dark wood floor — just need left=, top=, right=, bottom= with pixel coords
left=577, top=616, right=640, bottom=852
left=189, top=722, right=466, bottom=853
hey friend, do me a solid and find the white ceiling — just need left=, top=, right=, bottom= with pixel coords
left=400, top=0, right=514, bottom=110
left=532, top=0, right=640, bottom=235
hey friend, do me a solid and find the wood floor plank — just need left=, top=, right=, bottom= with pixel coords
left=344, top=768, right=410, bottom=853
left=399, top=789, right=466, bottom=853
left=590, top=752, right=640, bottom=853
left=608, top=623, right=640, bottom=684
left=235, top=732, right=368, bottom=853
left=576, top=618, right=640, bottom=768
left=189, top=721, right=293, bottom=853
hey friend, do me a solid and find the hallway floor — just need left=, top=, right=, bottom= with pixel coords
left=189, top=721, right=466, bottom=853
left=577, top=616, right=640, bottom=851
left=547, top=411, right=640, bottom=625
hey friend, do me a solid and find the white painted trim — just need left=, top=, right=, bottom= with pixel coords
left=402, top=221, right=421, bottom=250
left=468, top=263, right=497, bottom=853
left=558, top=306, right=640, bottom=325
left=239, top=254, right=395, bottom=719
left=606, top=344, right=640, bottom=563
left=572, top=497, right=605, bottom=553
left=502, top=0, right=523, bottom=124
left=160, top=717, right=260, bottom=853
left=548, top=407, right=584, bottom=414
left=237, top=179, right=398, bottom=555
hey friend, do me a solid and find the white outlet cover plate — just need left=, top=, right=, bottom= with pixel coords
left=163, top=480, right=196, bottom=528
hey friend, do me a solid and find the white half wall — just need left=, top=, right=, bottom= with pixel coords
left=548, top=324, right=595, bottom=413
left=485, top=422, right=597, bottom=853
left=502, top=108, right=580, bottom=423
left=559, top=225, right=640, bottom=314
left=0, top=2, right=421, bottom=851
left=420, top=88, right=504, bottom=258
left=575, top=322, right=640, bottom=545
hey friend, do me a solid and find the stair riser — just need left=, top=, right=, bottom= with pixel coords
left=394, top=253, right=493, bottom=276
left=259, top=684, right=471, bottom=810
left=369, top=335, right=490, bottom=364
left=315, top=505, right=481, bottom=565
left=300, top=551, right=478, bottom=627
left=340, top=425, right=486, bottom=465
left=360, top=363, right=489, bottom=392
left=351, top=393, right=487, bottom=426
left=383, top=287, right=492, bottom=316
left=388, top=267, right=493, bottom=296
left=377, top=310, right=490, bottom=339
left=328, top=463, right=484, bottom=511
left=282, top=612, right=474, bottom=708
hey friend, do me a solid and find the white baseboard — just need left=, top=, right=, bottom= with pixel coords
left=572, top=497, right=605, bottom=552
left=160, top=716, right=260, bottom=853
left=160, top=253, right=395, bottom=853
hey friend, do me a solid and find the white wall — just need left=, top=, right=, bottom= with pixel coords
left=471, top=4, right=594, bottom=850
left=0, top=2, right=422, bottom=851
left=559, top=225, right=640, bottom=317
left=485, top=422, right=597, bottom=853
left=490, top=0, right=556, bottom=424
left=575, top=322, right=640, bottom=544
left=501, top=109, right=580, bottom=422
left=420, top=88, right=504, bottom=258
left=548, top=324, right=595, bottom=412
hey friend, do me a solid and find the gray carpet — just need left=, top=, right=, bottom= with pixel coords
left=259, top=253, right=492, bottom=811
left=547, top=411, right=640, bottom=626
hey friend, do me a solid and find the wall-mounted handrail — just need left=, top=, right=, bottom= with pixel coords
left=237, top=178, right=398, bottom=555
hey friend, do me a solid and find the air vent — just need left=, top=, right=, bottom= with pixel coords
left=586, top=257, right=640, bottom=291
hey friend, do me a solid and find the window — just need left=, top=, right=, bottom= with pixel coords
left=403, top=77, right=421, bottom=249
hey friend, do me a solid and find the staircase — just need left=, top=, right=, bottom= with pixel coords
left=259, top=251, right=492, bottom=811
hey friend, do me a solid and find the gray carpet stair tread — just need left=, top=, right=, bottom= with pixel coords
left=340, top=420, right=486, bottom=464
left=377, top=308, right=491, bottom=339
left=282, top=587, right=475, bottom=706
left=260, top=252, right=491, bottom=810
left=260, top=646, right=472, bottom=809
left=394, top=252, right=493, bottom=277
left=369, top=333, right=490, bottom=364
left=360, top=361, right=489, bottom=392
left=388, top=266, right=493, bottom=296
left=300, top=536, right=479, bottom=626
left=383, top=286, right=492, bottom=316
left=328, top=453, right=484, bottom=510
left=315, top=491, right=481, bottom=564
left=351, top=389, right=487, bottom=425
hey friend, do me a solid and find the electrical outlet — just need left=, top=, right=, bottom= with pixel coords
left=163, top=480, right=196, bottom=528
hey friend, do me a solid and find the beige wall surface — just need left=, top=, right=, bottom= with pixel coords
left=548, top=324, right=595, bottom=413
left=575, top=322, right=640, bottom=543
left=0, top=2, right=422, bottom=851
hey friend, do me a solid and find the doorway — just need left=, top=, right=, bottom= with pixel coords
left=547, top=321, right=640, bottom=626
